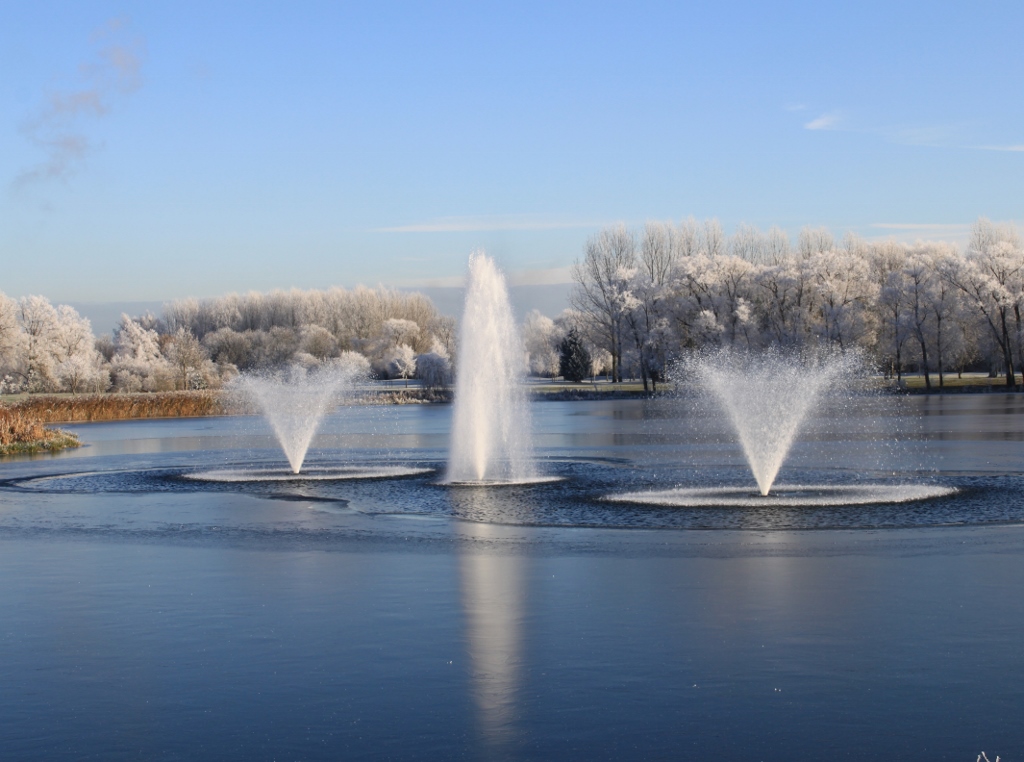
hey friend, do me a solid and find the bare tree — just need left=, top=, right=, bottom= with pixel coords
left=570, top=225, right=637, bottom=382
left=943, top=219, right=1024, bottom=387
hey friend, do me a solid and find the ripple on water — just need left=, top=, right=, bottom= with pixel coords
left=607, top=484, right=957, bottom=508
left=184, top=466, right=434, bottom=482
left=4, top=460, right=1017, bottom=531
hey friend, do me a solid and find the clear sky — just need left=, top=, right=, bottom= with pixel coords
left=2, top=1, right=1021, bottom=303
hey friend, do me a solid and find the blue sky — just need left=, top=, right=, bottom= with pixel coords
left=2, top=1, right=1021, bottom=303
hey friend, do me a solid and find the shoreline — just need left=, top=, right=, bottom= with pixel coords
left=2, top=381, right=1021, bottom=427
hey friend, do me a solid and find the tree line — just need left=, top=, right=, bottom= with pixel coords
left=535, top=217, right=1023, bottom=390
left=0, top=286, right=456, bottom=394
left=2, top=216, right=1021, bottom=395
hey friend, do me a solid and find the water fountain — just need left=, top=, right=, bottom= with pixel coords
left=190, top=359, right=433, bottom=483
left=693, top=349, right=855, bottom=496
left=237, top=363, right=355, bottom=473
left=445, top=252, right=543, bottom=484
left=609, top=348, right=954, bottom=508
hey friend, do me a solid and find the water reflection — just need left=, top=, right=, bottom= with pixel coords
left=455, top=500, right=526, bottom=751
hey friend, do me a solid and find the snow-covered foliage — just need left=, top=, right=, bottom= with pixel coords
left=111, top=314, right=172, bottom=392
left=522, top=310, right=563, bottom=377
left=386, top=344, right=417, bottom=384
left=567, top=217, right=1024, bottom=387
left=416, top=351, right=452, bottom=389
left=5, top=216, right=1024, bottom=395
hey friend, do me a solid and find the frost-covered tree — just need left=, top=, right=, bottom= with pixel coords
left=570, top=225, right=637, bottom=381
left=50, top=306, right=106, bottom=393
left=202, top=327, right=253, bottom=369
left=920, top=243, right=965, bottom=387
left=386, top=344, right=417, bottom=385
left=871, top=241, right=912, bottom=380
left=944, top=219, right=1024, bottom=386
left=111, top=314, right=172, bottom=392
left=0, top=293, right=25, bottom=386
left=622, top=222, right=679, bottom=389
left=333, top=350, right=372, bottom=380
left=164, top=328, right=215, bottom=390
left=17, top=296, right=61, bottom=390
left=300, top=325, right=338, bottom=360
left=798, top=226, right=835, bottom=259
left=521, top=310, right=563, bottom=377
left=811, top=249, right=877, bottom=351
left=416, top=349, right=452, bottom=389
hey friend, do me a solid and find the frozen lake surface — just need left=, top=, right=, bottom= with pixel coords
left=1, top=395, right=1023, bottom=760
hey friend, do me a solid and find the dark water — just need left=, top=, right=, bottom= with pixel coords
left=1, top=396, right=1023, bottom=760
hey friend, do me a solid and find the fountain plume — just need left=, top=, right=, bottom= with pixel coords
left=446, top=252, right=536, bottom=484
left=235, top=361, right=363, bottom=474
left=688, top=349, right=859, bottom=495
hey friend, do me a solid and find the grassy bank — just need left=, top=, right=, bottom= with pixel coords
left=0, top=407, right=80, bottom=455
left=2, top=391, right=226, bottom=423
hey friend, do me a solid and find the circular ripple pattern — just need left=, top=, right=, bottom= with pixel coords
left=185, top=466, right=434, bottom=482
left=608, top=484, right=957, bottom=508
left=5, top=459, right=1019, bottom=530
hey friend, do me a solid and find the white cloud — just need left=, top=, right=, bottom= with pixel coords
left=804, top=112, right=841, bottom=131
left=976, top=144, right=1024, bottom=152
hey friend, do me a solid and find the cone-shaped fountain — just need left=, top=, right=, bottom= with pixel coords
left=236, top=362, right=360, bottom=474
left=193, top=356, right=433, bottom=484
left=607, top=348, right=955, bottom=508
left=445, top=252, right=541, bottom=485
left=692, top=348, right=855, bottom=495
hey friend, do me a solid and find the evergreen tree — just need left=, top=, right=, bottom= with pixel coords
left=559, top=328, right=591, bottom=382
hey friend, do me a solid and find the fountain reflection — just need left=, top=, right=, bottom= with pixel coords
left=456, top=493, right=527, bottom=751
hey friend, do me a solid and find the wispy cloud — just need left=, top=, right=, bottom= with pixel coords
left=804, top=111, right=841, bottom=131
left=13, top=17, right=144, bottom=190
left=975, top=144, right=1024, bottom=152
left=370, top=215, right=604, bottom=233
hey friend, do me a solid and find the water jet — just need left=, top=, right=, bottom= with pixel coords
left=445, top=253, right=540, bottom=485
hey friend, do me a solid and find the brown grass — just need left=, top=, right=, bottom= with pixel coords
left=0, top=407, right=80, bottom=454
left=3, top=391, right=227, bottom=424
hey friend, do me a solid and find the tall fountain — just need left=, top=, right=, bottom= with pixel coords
left=446, top=252, right=537, bottom=484
left=236, top=362, right=361, bottom=474
left=691, top=349, right=855, bottom=495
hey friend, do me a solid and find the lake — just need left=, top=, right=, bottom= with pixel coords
left=1, top=395, right=1022, bottom=760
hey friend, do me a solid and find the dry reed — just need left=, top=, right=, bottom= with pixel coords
left=0, top=407, right=80, bottom=454
left=4, top=391, right=227, bottom=423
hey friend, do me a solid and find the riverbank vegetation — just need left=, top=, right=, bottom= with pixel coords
left=0, top=406, right=79, bottom=454
left=2, top=217, right=1022, bottom=398
left=4, top=391, right=225, bottom=422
